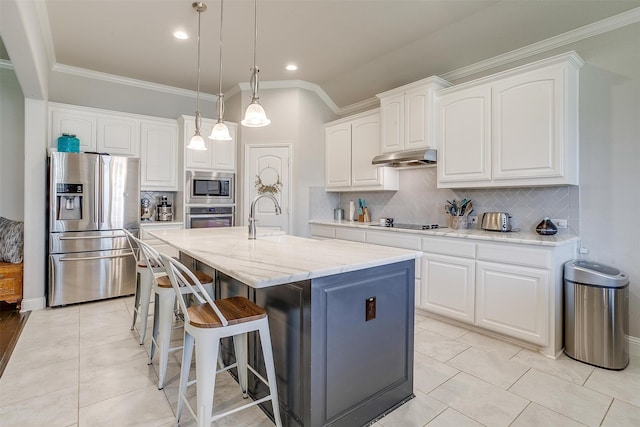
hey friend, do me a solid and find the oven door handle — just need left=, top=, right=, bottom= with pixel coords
left=187, top=214, right=233, bottom=218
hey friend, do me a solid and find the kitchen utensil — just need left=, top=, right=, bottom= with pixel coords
left=334, top=208, right=344, bottom=221
left=481, top=212, right=512, bottom=232
left=536, top=217, right=558, bottom=235
left=463, top=201, right=473, bottom=216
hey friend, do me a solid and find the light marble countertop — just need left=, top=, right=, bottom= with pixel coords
left=140, top=221, right=184, bottom=227
left=149, top=226, right=421, bottom=288
left=309, top=219, right=579, bottom=247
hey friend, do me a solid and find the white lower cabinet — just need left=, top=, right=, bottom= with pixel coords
left=309, top=221, right=576, bottom=356
left=421, top=254, right=475, bottom=324
left=476, top=261, right=549, bottom=345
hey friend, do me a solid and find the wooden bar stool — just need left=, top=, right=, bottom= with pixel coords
left=160, top=254, right=282, bottom=427
left=124, top=229, right=164, bottom=345
left=130, top=233, right=215, bottom=389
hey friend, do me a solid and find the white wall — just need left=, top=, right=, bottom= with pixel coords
left=234, top=87, right=335, bottom=237
left=0, top=67, right=25, bottom=220
left=569, top=23, right=640, bottom=338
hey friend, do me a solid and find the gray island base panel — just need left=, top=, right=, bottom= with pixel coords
left=149, top=227, right=418, bottom=426
left=214, top=260, right=415, bottom=427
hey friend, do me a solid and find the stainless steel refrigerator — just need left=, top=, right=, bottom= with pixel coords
left=48, top=152, right=140, bottom=306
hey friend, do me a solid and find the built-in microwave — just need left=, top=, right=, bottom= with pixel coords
left=186, top=171, right=234, bottom=205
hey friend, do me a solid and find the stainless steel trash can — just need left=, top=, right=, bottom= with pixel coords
left=564, top=260, right=629, bottom=370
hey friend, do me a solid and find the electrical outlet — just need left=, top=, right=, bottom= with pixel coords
left=468, top=215, right=478, bottom=224
left=552, top=219, right=568, bottom=229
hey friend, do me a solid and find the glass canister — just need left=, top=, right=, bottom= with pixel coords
left=57, top=133, right=80, bottom=153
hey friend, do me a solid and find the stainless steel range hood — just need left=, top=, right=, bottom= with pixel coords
left=372, top=148, right=437, bottom=167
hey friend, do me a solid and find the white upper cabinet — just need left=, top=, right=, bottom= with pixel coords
left=436, top=85, right=492, bottom=184
left=325, top=123, right=353, bottom=188
left=325, top=110, right=398, bottom=191
left=180, top=115, right=237, bottom=172
left=50, top=103, right=142, bottom=156
left=140, top=119, right=178, bottom=190
left=492, top=66, right=567, bottom=182
left=436, top=52, right=583, bottom=188
left=50, top=105, right=97, bottom=152
left=96, top=116, right=140, bottom=156
left=377, top=77, right=451, bottom=153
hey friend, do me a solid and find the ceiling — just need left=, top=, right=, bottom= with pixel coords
left=9, top=1, right=640, bottom=108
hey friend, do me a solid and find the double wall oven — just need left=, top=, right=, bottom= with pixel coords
left=185, top=171, right=235, bottom=229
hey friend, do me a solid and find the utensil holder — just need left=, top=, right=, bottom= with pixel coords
left=449, top=216, right=468, bottom=230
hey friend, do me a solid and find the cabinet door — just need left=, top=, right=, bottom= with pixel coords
left=325, top=123, right=352, bottom=188
left=50, top=108, right=96, bottom=151
left=380, top=94, right=404, bottom=153
left=492, top=67, right=564, bottom=181
left=140, top=121, right=178, bottom=190
left=96, top=116, right=140, bottom=156
left=421, top=253, right=475, bottom=324
left=436, top=85, right=491, bottom=186
left=211, top=124, right=237, bottom=171
left=404, top=86, right=431, bottom=150
left=184, top=118, right=215, bottom=169
left=351, top=115, right=383, bottom=187
left=476, top=261, right=548, bottom=345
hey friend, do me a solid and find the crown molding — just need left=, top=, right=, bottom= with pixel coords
left=0, top=59, right=14, bottom=70
left=237, top=79, right=341, bottom=114
left=338, top=6, right=640, bottom=113
left=441, top=6, right=640, bottom=83
left=48, top=7, right=640, bottom=115
left=51, top=63, right=219, bottom=103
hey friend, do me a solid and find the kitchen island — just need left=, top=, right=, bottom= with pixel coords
left=149, top=227, right=421, bottom=427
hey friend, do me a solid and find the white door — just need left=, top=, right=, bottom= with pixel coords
left=244, top=145, right=291, bottom=233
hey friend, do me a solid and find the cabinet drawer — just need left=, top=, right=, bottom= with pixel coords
left=310, top=224, right=335, bottom=239
left=422, top=237, right=476, bottom=258
left=477, top=243, right=550, bottom=269
left=335, top=228, right=366, bottom=242
left=366, top=231, right=421, bottom=250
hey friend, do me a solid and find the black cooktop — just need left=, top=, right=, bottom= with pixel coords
left=374, top=223, right=447, bottom=230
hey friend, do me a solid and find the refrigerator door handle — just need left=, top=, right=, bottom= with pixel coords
left=59, top=234, right=125, bottom=241
left=59, top=253, right=133, bottom=262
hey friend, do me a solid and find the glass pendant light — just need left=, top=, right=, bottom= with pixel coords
left=187, top=2, right=207, bottom=151
left=209, top=0, right=231, bottom=141
left=241, top=0, right=270, bottom=127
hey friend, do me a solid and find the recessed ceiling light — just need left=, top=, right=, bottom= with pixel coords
left=174, top=31, right=189, bottom=40
left=286, top=64, right=298, bottom=71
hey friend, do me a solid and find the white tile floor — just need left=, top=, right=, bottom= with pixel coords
left=1, top=297, right=639, bottom=427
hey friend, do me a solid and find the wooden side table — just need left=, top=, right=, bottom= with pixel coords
left=0, top=262, right=23, bottom=311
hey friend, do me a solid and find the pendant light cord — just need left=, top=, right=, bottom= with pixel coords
left=194, top=3, right=207, bottom=131
left=217, top=0, right=224, bottom=119
left=251, top=0, right=259, bottom=99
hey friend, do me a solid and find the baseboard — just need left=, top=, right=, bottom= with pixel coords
left=628, top=335, right=640, bottom=356
left=20, top=297, right=46, bottom=312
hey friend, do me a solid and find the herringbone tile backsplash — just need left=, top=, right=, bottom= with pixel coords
left=310, top=168, right=579, bottom=235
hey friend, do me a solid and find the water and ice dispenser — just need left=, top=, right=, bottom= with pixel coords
left=56, top=183, right=83, bottom=220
